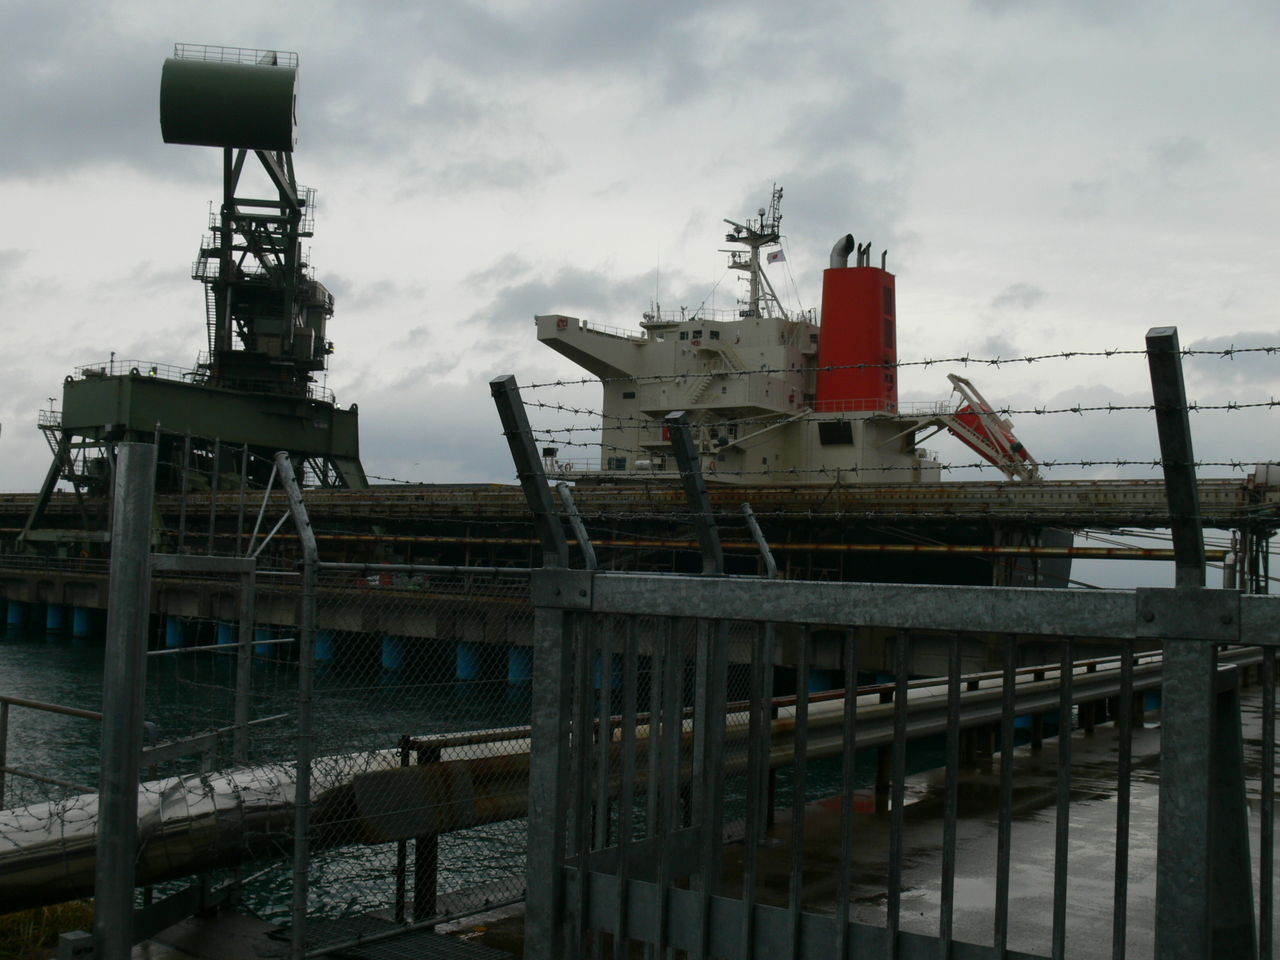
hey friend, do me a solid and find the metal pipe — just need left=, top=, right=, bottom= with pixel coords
left=828, top=234, right=855, bottom=269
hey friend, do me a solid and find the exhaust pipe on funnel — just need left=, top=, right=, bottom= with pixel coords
left=829, top=234, right=856, bottom=269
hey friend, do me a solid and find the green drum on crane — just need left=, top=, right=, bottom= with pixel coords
left=159, top=57, right=297, bottom=151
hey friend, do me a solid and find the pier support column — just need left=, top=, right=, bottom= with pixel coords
left=5, top=601, right=25, bottom=631
left=316, top=630, right=336, bottom=665
left=72, top=606, right=95, bottom=639
left=383, top=635, right=406, bottom=672
left=164, top=616, right=186, bottom=649
left=807, top=668, right=841, bottom=694
left=253, top=626, right=273, bottom=658
left=456, top=641, right=482, bottom=680
left=507, top=646, right=533, bottom=684
left=45, top=603, right=67, bottom=635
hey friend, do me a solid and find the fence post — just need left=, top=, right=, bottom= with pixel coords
left=556, top=483, right=597, bottom=570
left=490, top=375, right=569, bottom=567
left=277, top=452, right=319, bottom=960
left=740, top=503, right=777, bottom=579
left=1144, top=326, right=1255, bottom=958
left=664, top=410, right=724, bottom=574
left=93, top=442, right=156, bottom=959
left=491, top=374, right=578, bottom=960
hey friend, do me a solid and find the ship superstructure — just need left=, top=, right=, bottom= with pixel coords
left=538, top=187, right=1035, bottom=485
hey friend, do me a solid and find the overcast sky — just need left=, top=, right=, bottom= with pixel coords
left=1, top=0, right=1277, bottom=581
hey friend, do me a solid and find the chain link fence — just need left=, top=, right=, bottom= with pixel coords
left=294, top=565, right=535, bottom=933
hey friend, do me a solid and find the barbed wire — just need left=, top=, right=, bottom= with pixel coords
left=523, top=345, right=1280, bottom=390
left=528, top=438, right=1280, bottom=475
left=522, top=397, right=1280, bottom=430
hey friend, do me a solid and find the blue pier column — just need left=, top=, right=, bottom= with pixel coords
left=45, top=604, right=67, bottom=635
left=382, top=635, right=406, bottom=672
left=217, top=621, right=236, bottom=649
left=254, top=626, right=273, bottom=658
left=165, top=616, right=186, bottom=649
left=456, top=641, right=483, bottom=681
left=72, top=606, right=95, bottom=639
left=592, top=653, right=623, bottom=691
left=315, top=630, right=336, bottom=665
left=507, top=646, right=534, bottom=684
left=807, top=668, right=842, bottom=695
left=6, top=601, right=26, bottom=631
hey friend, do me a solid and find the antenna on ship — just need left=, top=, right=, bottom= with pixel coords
left=722, top=184, right=788, bottom=321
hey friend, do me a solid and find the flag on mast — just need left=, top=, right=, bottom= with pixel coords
left=767, top=250, right=785, bottom=264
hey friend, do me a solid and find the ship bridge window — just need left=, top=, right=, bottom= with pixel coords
left=622, top=390, right=636, bottom=399
left=693, top=330, right=703, bottom=339
left=818, top=421, right=854, bottom=446
left=709, top=330, right=720, bottom=340
left=679, top=331, right=689, bottom=340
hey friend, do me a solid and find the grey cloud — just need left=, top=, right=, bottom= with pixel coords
left=780, top=74, right=906, bottom=156
left=764, top=166, right=906, bottom=269
left=0, top=249, right=26, bottom=283
left=469, top=263, right=704, bottom=334
left=1152, top=136, right=1207, bottom=170
left=430, top=151, right=565, bottom=194
left=354, top=375, right=525, bottom=484
left=971, top=0, right=1133, bottom=24
left=991, top=283, right=1045, bottom=310
left=324, top=275, right=423, bottom=314
left=1183, top=331, right=1280, bottom=392
left=0, top=4, right=203, bottom=181
left=974, top=334, right=1020, bottom=357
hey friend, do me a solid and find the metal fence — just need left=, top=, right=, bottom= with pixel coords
left=6, top=323, right=1277, bottom=959
left=289, top=563, right=536, bottom=944
left=522, top=572, right=1277, bottom=959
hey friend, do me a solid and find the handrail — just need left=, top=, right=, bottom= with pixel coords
left=0, top=695, right=103, bottom=808
left=0, top=694, right=102, bottom=722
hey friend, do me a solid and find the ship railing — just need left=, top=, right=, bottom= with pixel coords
left=73, top=359, right=204, bottom=384
left=555, top=316, right=649, bottom=341
left=172, top=43, right=298, bottom=69
left=641, top=307, right=741, bottom=326
left=69, top=360, right=337, bottom=405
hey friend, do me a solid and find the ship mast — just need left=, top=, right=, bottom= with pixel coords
left=723, top=184, right=787, bottom=320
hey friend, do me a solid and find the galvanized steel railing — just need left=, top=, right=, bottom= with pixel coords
left=522, top=573, right=1276, bottom=960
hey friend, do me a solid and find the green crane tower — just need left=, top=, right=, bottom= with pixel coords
left=22, top=44, right=367, bottom=546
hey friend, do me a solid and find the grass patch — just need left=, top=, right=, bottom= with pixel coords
left=0, top=902, right=94, bottom=960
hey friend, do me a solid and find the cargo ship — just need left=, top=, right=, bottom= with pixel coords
left=536, top=186, right=1037, bottom=487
